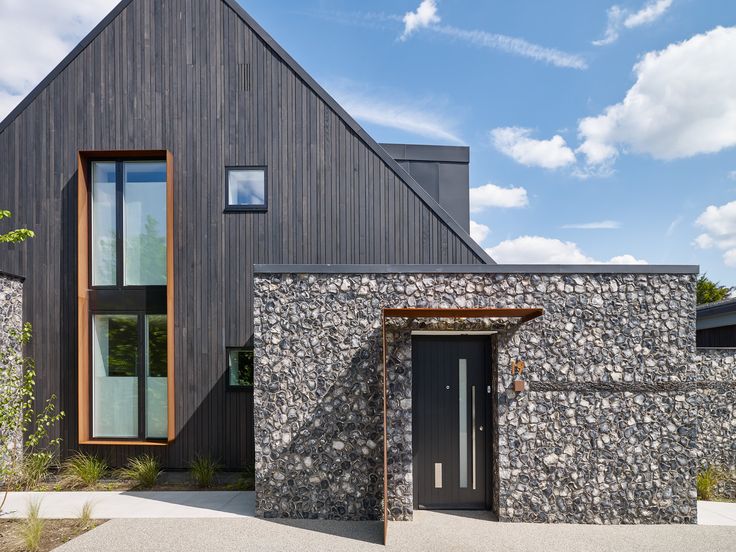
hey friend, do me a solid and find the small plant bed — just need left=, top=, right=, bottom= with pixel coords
left=697, top=465, right=736, bottom=502
left=0, top=519, right=105, bottom=552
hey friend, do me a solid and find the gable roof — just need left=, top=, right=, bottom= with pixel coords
left=0, top=0, right=493, bottom=264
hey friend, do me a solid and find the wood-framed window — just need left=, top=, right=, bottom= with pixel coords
left=77, top=150, right=174, bottom=445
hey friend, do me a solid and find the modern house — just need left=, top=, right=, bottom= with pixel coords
left=697, top=298, right=736, bottom=348
left=0, top=0, right=733, bottom=538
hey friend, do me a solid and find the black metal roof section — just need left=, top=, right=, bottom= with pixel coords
left=254, top=263, right=700, bottom=274
left=697, top=296, right=736, bottom=317
left=0, top=0, right=493, bottom=265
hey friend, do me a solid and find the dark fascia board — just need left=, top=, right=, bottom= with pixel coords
left=0, top=0, right=135, bottom=135
left=0, top=0, right=493, bottom=266
left=254, top=264, right=700, bottom=275
left=0, top=269, right=25, bottom=282
left=697, top=297, right=736, bottom=317
left=379, top=143, right=470, bottom=164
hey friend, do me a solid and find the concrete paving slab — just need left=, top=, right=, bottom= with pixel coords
left=54, top=511, right=736, bottom=552
left=0, top=491, right=254, bottom=519
left=697, top=500, right=736, bottom=526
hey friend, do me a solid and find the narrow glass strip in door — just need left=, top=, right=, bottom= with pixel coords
left=458, top=358, right=468, bottom=488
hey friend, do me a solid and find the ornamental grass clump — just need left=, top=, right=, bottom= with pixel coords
left=61, top=452, right=108, bottom=488
left=697, top=465, right=723, bottom=501
left=189, top=455, right=219, bottom=488
left=119, top=454, right=162, bottom=488
left=21, top=498, right=44, bottom=552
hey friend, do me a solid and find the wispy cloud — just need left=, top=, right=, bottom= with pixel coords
left=593, top=0, right=673, bottom=46
left=326, top=80, right=463, bottom=144
left=400, top=0, right=440, bottom=41
left=666, top=216, right=683, bottom=236
left=561, top=220, right=621, bottom=229
left=307, top=2, right=587, bottom=70
left=432, top=25, right=588, bottom=69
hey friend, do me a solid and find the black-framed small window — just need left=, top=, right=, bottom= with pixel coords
left=225, top=167, right=267, bottom=211
left=227, top=347, right=254, bottom=389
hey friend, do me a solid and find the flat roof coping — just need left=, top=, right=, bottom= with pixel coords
left=254, top=264, right=699, bottom=275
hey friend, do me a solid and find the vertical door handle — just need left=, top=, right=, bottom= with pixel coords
left=471, top=385, right=477, bottom=491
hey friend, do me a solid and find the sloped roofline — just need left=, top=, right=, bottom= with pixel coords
left=0, top=0, right=494, bottom=264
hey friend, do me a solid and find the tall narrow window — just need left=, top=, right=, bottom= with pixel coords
left=92, top=314, right=139, bottom=438
left=124, top=161, right=167, bottom=285
left=91, top=162, right=117, bottom=286
left=145, top=315, right=168, bottom=439
left=83, top=154, right=171, bottom=443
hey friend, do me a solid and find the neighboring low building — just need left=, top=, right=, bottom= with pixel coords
left=697, top=298, right=736, bottom=348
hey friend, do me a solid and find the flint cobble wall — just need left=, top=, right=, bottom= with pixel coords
left=0, top=273, right=24, bottom=473
left=253, top=271, right=701, bottom=524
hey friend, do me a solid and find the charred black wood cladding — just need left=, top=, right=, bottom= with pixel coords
left=0, top=0, right=485, bottom=468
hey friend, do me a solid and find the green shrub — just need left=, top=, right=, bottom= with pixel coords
left=119, top=454, right=162, bottom=488
left=21, top=498, right=44, bottom=552
left=62, top=452, right=108, bottom=488
left=189, top=455, right=219, bottom=488
left=697, top=466, right=722, bottom=501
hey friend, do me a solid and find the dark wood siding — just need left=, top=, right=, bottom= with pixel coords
left=697, top=325, right=736, bottom=348
left=0, top=0, right=485, bottom=468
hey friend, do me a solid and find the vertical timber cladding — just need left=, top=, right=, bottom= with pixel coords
left=253, top=269, right=700, bottom=524
left=0, top=0, right=487, bottom=468
left=76, top=151, right=175, bottom=446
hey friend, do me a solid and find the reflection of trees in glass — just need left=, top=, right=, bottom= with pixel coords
left=127, top=214, right=166, bottom=284
left=229, top=349, right=253, bottom=386
left=107, top=317, right=138, bottom=377
left=95, top=229, right=116, bottom=283
left=147, top=315, right=167, bottom=377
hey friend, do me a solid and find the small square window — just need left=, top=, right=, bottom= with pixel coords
left=225, top=167, right=266, bottom=210
left=227, top=347, right=254, bottom=388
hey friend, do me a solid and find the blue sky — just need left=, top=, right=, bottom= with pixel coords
left=1, top=0, right=734, bottom=283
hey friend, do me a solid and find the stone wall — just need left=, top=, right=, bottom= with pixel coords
left=0, top=272, right=24, bottom=474
left=253, top=271, right=699, bottom=524
left=695, top=348, right=736, bottom=470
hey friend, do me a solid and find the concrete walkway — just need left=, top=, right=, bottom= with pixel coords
left=698, top=500, right=736, bottom=525
left=56, top=511, right=736, bottom=552
left=3, top=492, right=736, bottom=551
left=0, top=491, right=253, bottom=519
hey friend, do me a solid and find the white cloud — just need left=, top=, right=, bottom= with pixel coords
left=328, top=80, right=463, bottom=144
left=432, top=25, right=587, bottom=69
left=485, top=235, right=646, bottom=264
left=491, top=127, right=576, bottom=169
left=608, top=254, right=648, bottom=265
left=624, top=0, right=673, bottom=28
left=469, top=183, right=528, bottom=212
left=728, top=170, right=736, bottom=180
left=469, top=220, right=490, bottom=244
left=0, top=0, right=118, bottom=119
left=561, top=220, right=620, bottom=229
left=400, top=0, right=440, bottom=41
left=579, top=26, right=736, bottom=165
left=695, top=200, right=736, bottom=266
left=593, top=0, right=673, bottom=46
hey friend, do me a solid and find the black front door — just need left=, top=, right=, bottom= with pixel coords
left=412, top=335, right=491, bottom=509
